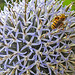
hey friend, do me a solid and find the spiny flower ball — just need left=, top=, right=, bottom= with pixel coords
left=0, top=0, right=75, bottom=75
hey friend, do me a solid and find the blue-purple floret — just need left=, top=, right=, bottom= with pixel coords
left=0, top=0, right=75, bottom=75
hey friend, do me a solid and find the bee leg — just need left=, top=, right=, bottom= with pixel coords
left=44, top=32, right=48, bottom=38
left=58, top=23, right=64, bottom=30
left=68, top=47, right=72, bottom=54
left=58, top=25, right=62, bottom=29
left=61, top=28, right=64, bottom=30
left=65, top=33, right=67, bottom=38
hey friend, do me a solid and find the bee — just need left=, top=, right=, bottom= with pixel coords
left=51, top=14, right=66, bottom=29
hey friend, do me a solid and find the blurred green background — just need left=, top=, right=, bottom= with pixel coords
left=63, top=0, right=75, bottom=10
left=0, top=0, right=75, bottom=10
left=0, top=0, right=5, bottom=10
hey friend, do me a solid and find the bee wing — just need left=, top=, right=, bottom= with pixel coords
left=51, top=15, right=60, bottom=22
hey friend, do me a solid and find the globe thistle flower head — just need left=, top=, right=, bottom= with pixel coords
left=0, top=0, right=75, bottom=75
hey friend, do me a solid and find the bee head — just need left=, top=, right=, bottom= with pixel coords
left=61, top=14, right=66, bottom=21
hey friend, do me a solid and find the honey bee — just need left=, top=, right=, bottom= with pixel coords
left=51, top=14, right=66, bottom=29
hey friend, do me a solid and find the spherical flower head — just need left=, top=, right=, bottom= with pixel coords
left=0, top=0, right=75, bottom=75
